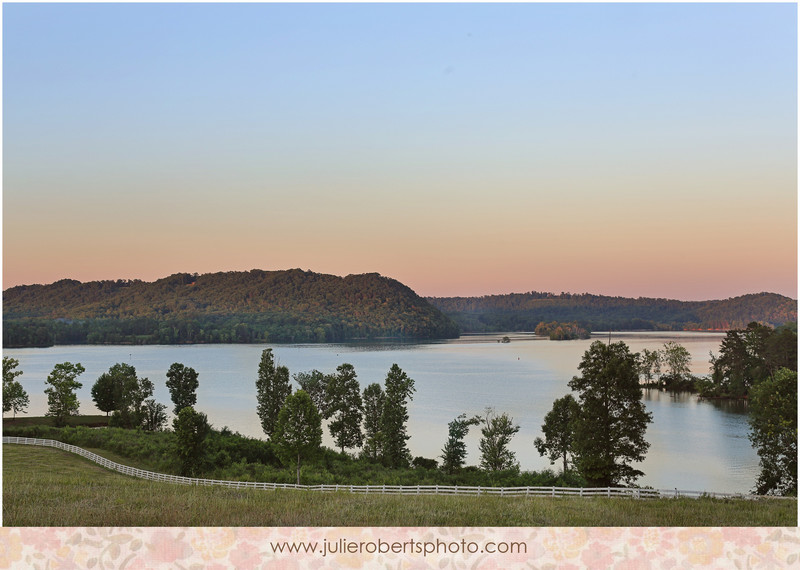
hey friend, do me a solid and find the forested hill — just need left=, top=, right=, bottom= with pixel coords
left=3, top=270, right=460, bottom=347
left=5, top=272, right=796, bottom=347
left=427, top=292, right=797, bottom=333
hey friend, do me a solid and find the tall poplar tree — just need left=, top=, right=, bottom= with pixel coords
left=325, top=363, right=363, bottom=453
left=273, top=390, right=323, bottom=485
left=380, top=364, right=415, bottom=468
left=361, top=383, right=385, bottom=461
left=255, top=348, right=292, bottom=439
left=293, top=369, right=329, bottom=416
left=166, top=362, right=200, bottom=415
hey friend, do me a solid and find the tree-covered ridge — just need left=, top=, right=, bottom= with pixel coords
left=428, top=291, right=797, bottom=332
left=3, top=270, right=460, bottom=346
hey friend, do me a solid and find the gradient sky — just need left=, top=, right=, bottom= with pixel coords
left=3, top=3, right=797, bottom=300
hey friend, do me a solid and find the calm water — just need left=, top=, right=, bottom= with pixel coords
left=3, top=331, right=759, bottom=493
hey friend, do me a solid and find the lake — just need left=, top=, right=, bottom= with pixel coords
left=3, top=331, right=760, bottom=493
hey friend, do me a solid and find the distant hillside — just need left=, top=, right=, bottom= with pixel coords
left=427, top=292, right=797, bottom=333
left=3, top=270, right=460, bottom=347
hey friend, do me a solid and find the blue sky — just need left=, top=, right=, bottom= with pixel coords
left=3, top=3, right=797, bottom=299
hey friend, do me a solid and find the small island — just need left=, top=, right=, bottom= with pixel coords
left=534, top=321, right=591, bottom=340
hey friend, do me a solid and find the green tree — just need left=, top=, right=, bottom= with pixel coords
left=90, top=368, right=118, bottom=416
left=3, top=357, right=23, bottom=385
left=478, top=408, right=520, bottom=472
left=273, top=390, right=323, bottom=485
left=440, top=413, right=481, bottom=474
left=637, top=348, right=662, bottom=386
left=748, top=368, right=797, bottom=496
left=661, top=341, right=691, bottom=390
left=711, top=322, right=773, bottom=397
left=165, top=363, right=200, bottom=415
left=325, top=363, right=363, bottom=453
left=569, top=341, right=652, bottom=487
left=362, top=383, right=385, bottom=461
left=764, top=324, right=797, bottom=377
left=255, top=348, right=292, bottom=439
left=3, top=357, right=29, bottom=419
left=172, top=406, right=211, bottom=477
left=129, top=376, right=156, bottom=428
left=44, top=362, right=85, bottom=427
left=293, top=369, right=329, bottom=416
left=534, top=394, right=580, bottom=474
left=142, top=399, right=168, bottom=431
left=100, top=363, right=154, bottom=429
left=380, top=364, right=415, bottom=468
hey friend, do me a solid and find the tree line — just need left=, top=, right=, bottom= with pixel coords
left=628, top=322, right=797, bottom=398
left=1, top=351, right=535, bottom=485
left=3, top=324, right=796, bottom=494
left=3, top=313, right=458, bottom=347
left=429, top=291, right=796, bottom=333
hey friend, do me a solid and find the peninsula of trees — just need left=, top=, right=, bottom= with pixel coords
left=3, top=270, right=460, bottom=347
left=428, top=291, right=796, bottom=333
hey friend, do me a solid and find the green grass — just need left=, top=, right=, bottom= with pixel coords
left=4, top=445, right=796, bottom=527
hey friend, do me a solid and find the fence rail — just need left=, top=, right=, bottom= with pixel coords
left=3, top=436, right=760, bottom=500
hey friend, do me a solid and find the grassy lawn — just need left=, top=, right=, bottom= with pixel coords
left=3, top=445, right=796, bottom=527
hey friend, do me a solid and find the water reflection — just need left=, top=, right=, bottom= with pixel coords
left=3, top=331, right=760, bottom=493
left=639, top=388, right=756, bottom=492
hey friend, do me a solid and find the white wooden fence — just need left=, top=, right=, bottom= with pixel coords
left=3, top=436, right=757, bottom=500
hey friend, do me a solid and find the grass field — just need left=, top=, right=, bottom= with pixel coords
left=3, top=445, right=797, bottom=527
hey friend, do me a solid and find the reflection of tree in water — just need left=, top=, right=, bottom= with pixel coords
left=708, top=398, right=749, bottom=415
left=642, top=389, right=749, bottom=415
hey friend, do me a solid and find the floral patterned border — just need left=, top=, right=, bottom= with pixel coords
left=1, top=527, right=798, bottom=569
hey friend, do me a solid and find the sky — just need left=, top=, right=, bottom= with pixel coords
left=3, top=2, right=797, bottom=300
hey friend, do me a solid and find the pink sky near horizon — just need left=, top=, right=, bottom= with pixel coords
left=3, top=205, right=796, bottom=301
left=3, top=3, right=797, bottom=302
left=3, top=134, right=796, bottom=300
left=2, top=146, right=797, bottom=300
